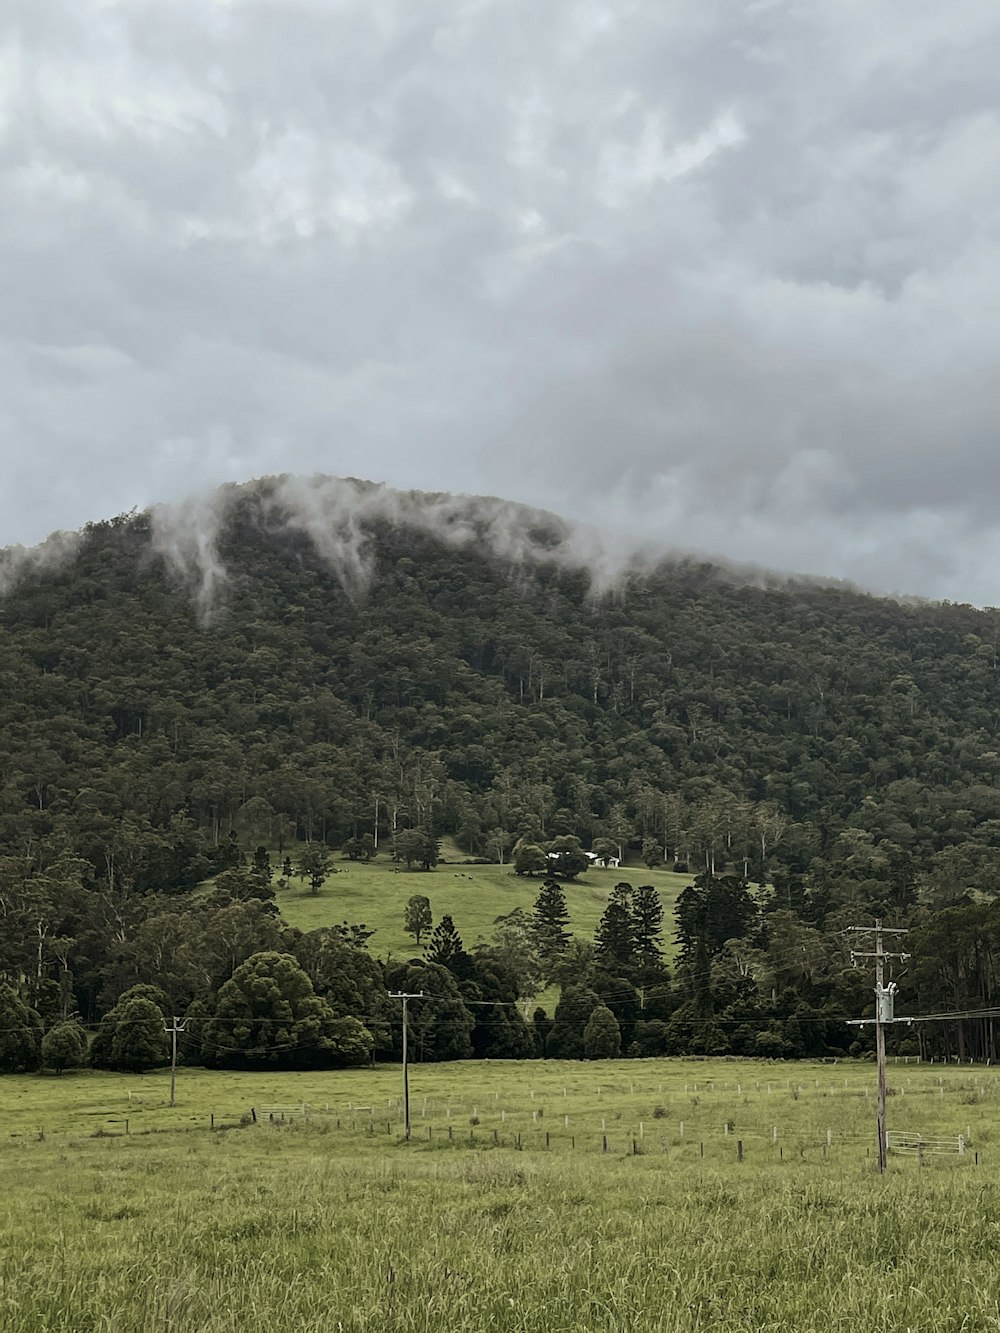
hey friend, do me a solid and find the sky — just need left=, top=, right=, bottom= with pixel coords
left=3, top=0, right=1000, bottom=603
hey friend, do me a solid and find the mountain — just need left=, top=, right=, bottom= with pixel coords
left=4, top=474, right=1000, bottom=1061
left=2, top=475, right=1000, bottom=912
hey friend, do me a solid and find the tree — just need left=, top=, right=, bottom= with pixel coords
left=251, top=846, right=273, bottom=882
left=533, top=1006, right=554, bottom=1057
left=590, top=838, right=617, bottom=864
left=595, top=883, right=635, bottom=976
left=532, top=879, right=571, bottom=969
left=91, top=985, right=169, bottom=1068
left=404, top=895, right=433, bottom=947
left=546, top=836, right=589, bottom=880
left=394, top=828, right=440, bottom=871
left=631, top=884, right=665, bottom=979
left=203, top=951, right=371, bottom=1069
left=675, top=873, right=759, bottom=965
left=547, top=985, right=600, bottom=1060
left=425, top=914, right=472, bottom=978
left=214, top=867, right=275, bottom=904
left=294, top=927, right=391, bottom=1056
left=606, top=804, right=633, bottom=862
left=485, top=908, right=544, bottom=1001
left=383, top=960, right=475, bottom=1062
left=0, top=985, right=43, bottom=1073
left=298, top=843, right=332, bottom=895
left=110, top=998, right=170, bottom=1072
left=583, top=1004, right=621, bottom=1058
left=641, top=839, right=664, bottom=869
left=513, top=842, right=548, bottom=876
left=41, top=1019, right=89, bottom=1073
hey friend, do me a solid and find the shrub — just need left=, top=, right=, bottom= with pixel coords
left=41, top=1020, right=89, bottom=1074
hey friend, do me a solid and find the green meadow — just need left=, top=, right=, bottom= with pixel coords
left=275, top=852, right=692, bottom=960
left=3, top=1058, right=999, bottom=1331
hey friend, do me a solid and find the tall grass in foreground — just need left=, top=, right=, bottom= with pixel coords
left=2, top=1059, right=999, bottom=1330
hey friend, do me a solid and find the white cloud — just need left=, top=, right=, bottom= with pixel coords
left=2, top=0, right=1000, bottom=603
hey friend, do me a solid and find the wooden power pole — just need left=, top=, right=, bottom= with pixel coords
left=847, top=922, right=909, bottom=1173
left=388, top=991, right=423, bottom=1139
left=165, top=1015, right=187, bottom=1107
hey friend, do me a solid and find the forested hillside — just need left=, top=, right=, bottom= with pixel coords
left=2, top=476, right=1000, bottom=1067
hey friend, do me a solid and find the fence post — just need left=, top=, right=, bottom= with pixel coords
left=602, top=1135, right=608, bottom=1154
left=737, top=1140, right=744, bottom=1163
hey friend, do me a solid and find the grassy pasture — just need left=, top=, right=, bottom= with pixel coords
left=3, top=1058, right=1000, bottom=1330
left=275, top=855, right=692, bottom=960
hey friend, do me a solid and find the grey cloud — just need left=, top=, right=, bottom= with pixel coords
left=3, top=0, right=1000, bottom=602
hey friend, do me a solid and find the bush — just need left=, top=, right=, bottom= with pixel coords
left=0, top=986, right=44, bottom=1073
left=41, top=1020, right=89, bottom=1074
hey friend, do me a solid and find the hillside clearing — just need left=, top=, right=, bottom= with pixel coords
left=274, top=856, right=692, bottom=959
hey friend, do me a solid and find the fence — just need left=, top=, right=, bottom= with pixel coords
left=887, top=1131, right=967, bottom=1156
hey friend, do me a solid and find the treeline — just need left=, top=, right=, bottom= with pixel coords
left=2, top=841, right=996, bottom=1072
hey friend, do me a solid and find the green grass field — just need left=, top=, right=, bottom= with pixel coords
left=4, top=1058, right=999, bottom=1330
left=275, top=853, right=692, bottom=961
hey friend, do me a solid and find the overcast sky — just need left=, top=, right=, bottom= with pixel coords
left=3, top=0, right=1000, bottom=602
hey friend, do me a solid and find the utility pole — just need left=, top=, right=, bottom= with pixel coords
left=165, top=1015, right=187, bottom=1107
left=388, top=991, right=423, bottom=1139
left=847, top=922, right=909, bottom=1173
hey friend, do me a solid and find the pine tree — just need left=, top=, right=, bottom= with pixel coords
left=595, top=882, right=635, bottom=976
left=532, top=879, right=570, bottom=966
left=631, top=884, right=665, bottom=978
left=425, top=915, right=471, bottom=978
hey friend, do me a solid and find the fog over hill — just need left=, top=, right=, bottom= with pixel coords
left=2, top=474, right=894, bottom=619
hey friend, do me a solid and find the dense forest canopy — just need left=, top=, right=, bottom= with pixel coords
left=2, top=476, right=999, bottom=1067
